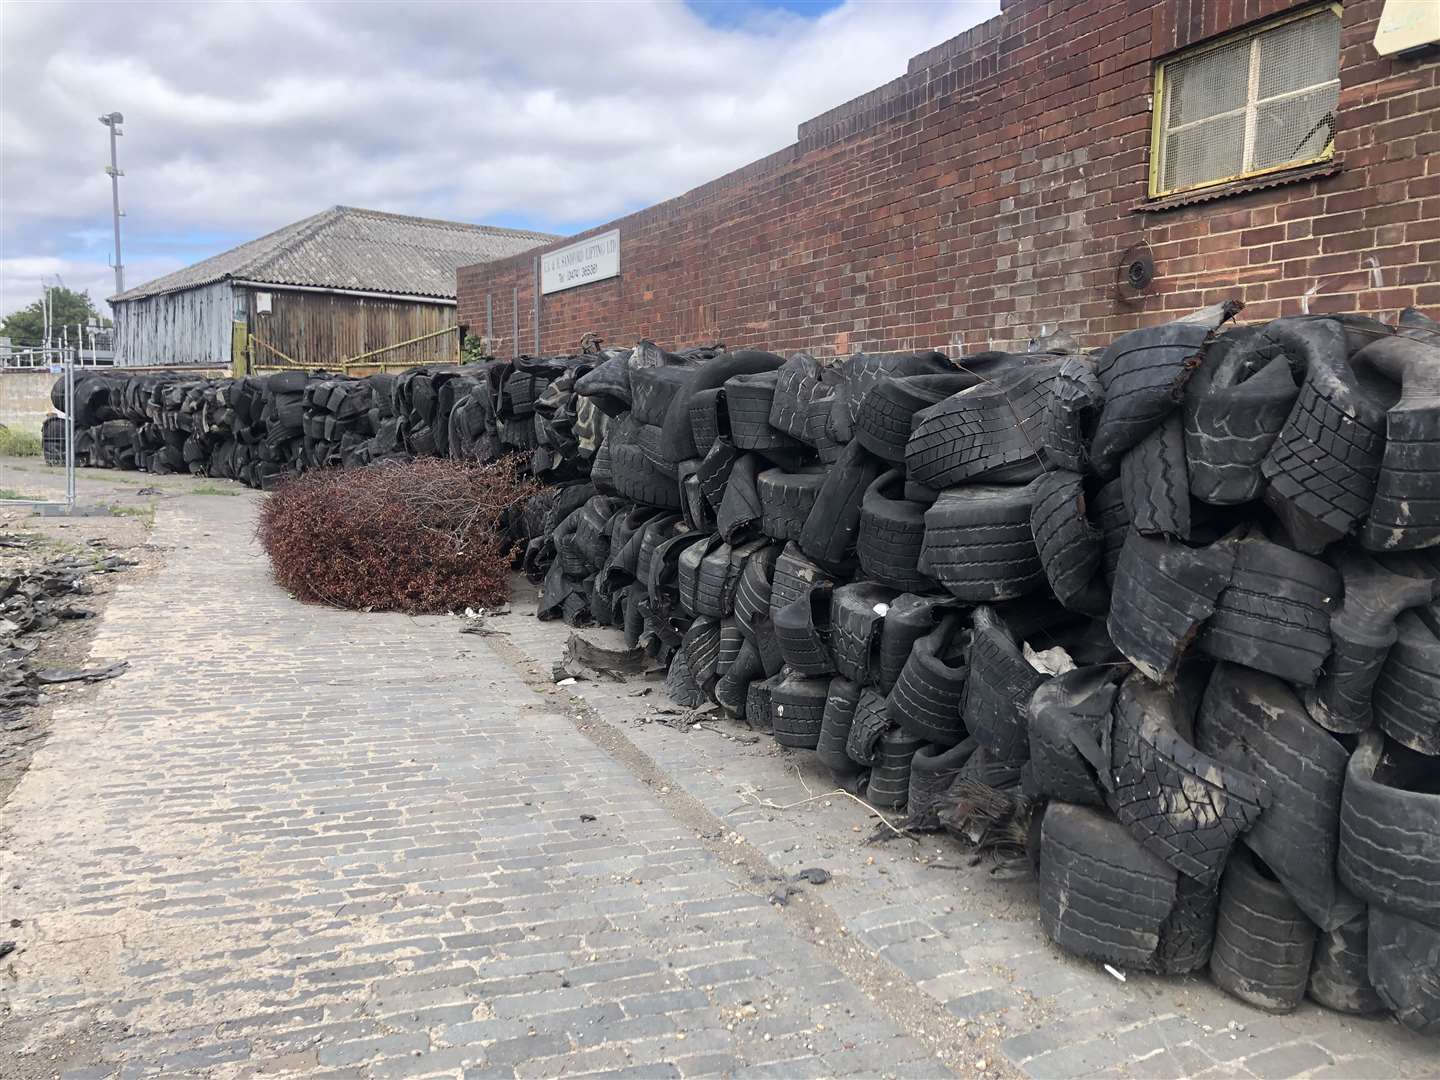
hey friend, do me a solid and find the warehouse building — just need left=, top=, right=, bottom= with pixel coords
left=458, top=0, right=1439, bottom=357
left=111, top=205, right=554, bottom=369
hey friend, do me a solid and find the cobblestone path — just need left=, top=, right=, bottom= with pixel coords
left=1, top=491, right=1434, bottom=1079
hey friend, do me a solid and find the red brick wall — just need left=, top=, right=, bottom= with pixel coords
left=458, top=0, right=1438, bottom=358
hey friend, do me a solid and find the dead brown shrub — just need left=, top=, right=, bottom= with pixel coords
left=257, top=457, right=540, bottom=613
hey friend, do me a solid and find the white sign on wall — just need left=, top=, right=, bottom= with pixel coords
left=541, top=229, right=620, bottom=295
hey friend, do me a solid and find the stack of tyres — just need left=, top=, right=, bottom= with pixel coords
left=541, top=308, right=1440, bottom=1035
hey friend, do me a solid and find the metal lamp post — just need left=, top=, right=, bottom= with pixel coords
left=99, top=111, right=125, bottom=295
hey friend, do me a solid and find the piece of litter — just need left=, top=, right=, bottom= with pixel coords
left=792, top=867, right=831, bottom=885
left=579, top=814, right=597, bottom=823
left=873, top=602, right=889, bottom=616
left=1103, top=964, right=1127, bottom=982
left=557, top=677, right=577, bottom=686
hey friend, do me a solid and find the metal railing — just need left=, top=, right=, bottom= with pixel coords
left=1, top=359, right=75, bottom=513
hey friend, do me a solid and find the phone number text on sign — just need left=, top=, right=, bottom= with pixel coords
left=541, top=229, right=620, bottom=295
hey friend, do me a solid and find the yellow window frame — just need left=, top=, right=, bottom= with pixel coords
left=1148, top=3, right=1343, bottom=200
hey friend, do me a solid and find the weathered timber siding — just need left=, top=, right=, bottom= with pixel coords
left=246, top=288, right=458, bottom=368
left=112, top=281, right=235, bottom=366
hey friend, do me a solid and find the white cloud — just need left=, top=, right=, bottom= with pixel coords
left=1, top=0, right=999, bottom=316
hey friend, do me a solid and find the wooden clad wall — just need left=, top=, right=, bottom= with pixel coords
left=246, top=288, right=458, bottom=368
left=112, top=281, right=235, bottom=366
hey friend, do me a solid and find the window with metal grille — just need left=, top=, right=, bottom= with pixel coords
left=1150, top=4, right=1342, bottom=199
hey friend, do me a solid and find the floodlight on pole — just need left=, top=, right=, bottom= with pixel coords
left=99, top=111, right=125, bottom=295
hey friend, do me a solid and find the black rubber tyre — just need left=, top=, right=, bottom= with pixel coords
left=1196, top=664, right=1359, bottom=931
left=1106, top=533, right=1237, bottom=683
left=877, top=593, right=954, bottom=695
left=1029, top=470, right=1105, bottom=612
left=907, top=739, right=975, bottom=828
left=867, top=727, right=924, bottom=809
left=857, top=470, right=930, bottom=591
left=717, top=453, right=764, bottom=543
left=1023, top=666, right=1120, bottom=806
left=745, top=674, right=781, bottom=733
left=956, top=745, right=1024, bottom=789
left=919, top=483, right=1044, bottom=602
left=758, top=467, right=827, bottom=542
left=1090, top=303, right=1237, bottom=474
left=768, top=353, right=825, bottom=441
left=638, top=421, right=678, bottom=477
left=853, top=373, right=973, bottom=463
left=906, top=361, right=1060, bottom=488
left=631, top=363, right=697, bottom=426
left=1198, top=533, right=1337, bottom=686
left=799, top=439, right=884, bottom=568
left=830, top=582, right=899, bottom=685
left=962, top=607, right=1046, bottom=765
left=1092, top=478, right=1131, bottom=589
left=1209, top=847, right=1318, bottom=1015
left=665, top=643, right=705, bottom=708
left=1260, top=319, right=1391, bottom=552
left=1369, top=907, right=1440, bottom=1036
left=725, top=370, right=807, bottom=458
left=1043, top=357, right=1103, bottom=473
left=1184, top=334, right=1298, bottom=505
left=1039, top=803, right=1185, bottom=971
left=695, top=539, right=747, bottom=620
left=698, top=437, right=741, bottom=510
left=660, top=350, right=783, bottom=463
left=611, top=442, right=682, bottom=509
left=1372, top=611, right=1440, bottom=755
left=888, top=613, right=969, bottom=747
left=841, top=350, right=954, bottom=426
left=681, top=617, right=723, bottom=685
left=1121, top=413, right=1191, bottom=539
left=818, top=677, right=865, bottom=777
left=1359, top=334, right=1440, bottom=551
left=716, top=618, right=743, bottom=679
left=773, top=583, right=836, bottom=676
left=1107, top=670, right=1268, bottom=888
left=1337, top=732, right=1440, bottom=926
left=771, top=672, right=831, bottom=749
left=716, top=639, right=764, bottom=717
left=677, top=533, right=719, bottom=618
left=1303, top=551, right=1436, bottom=735
left=1308, top=912, right=1386, bottom=1015
left=689, top=387, right=725, bottom=454
left=768, top=542, right=830, bottom=619
left=734, top=544, right=780, bottom=642
left=846, top=687, right=892, bottom=767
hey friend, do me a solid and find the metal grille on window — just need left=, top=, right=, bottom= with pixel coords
left=1155, top=6, right=1341, bottom=198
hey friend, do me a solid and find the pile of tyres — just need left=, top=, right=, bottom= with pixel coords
left=50, top=356, right=605, bottom=488
left=529, top=308, right=1440, bottom=1034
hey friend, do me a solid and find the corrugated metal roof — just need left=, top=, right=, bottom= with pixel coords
left=110, top=206, right=557, bottom=303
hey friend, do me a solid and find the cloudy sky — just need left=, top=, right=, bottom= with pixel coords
left=0, top=0, right=998, bottom=322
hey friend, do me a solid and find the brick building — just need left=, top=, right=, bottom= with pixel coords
left=457, top=0, right=1438, bottom=358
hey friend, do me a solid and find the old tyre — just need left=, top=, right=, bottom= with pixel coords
left=1106, top=670, right=1269, bottom=888
left=919, top=482, right=1045, bottom=601
left=888, top=613, right=969, bottom=747
left=1308, top=912, right=1386, bottom=1015
left=818, top=677, right=865, bottom=777
left=716, top=638, right=764, bottom=716
left=631, top=362, right=698, bottom=427
left=799, top=439, right=884, bottom=569
left=745, top=674, right=781, bottom=733
left=773, top=583, right=836, bottom=676
left=771, top=672, right=831, bottom=749
left=1043, top=357, right=1103, bottom=473
left=1121, top=413, right=1191, bottom=539
left=1023, top=666, right=1120, bottom=806
left=1196, top=664, right=1360, bottom=930
left=907, top=739, right=976, bottom=829
left=877, top=593, right=954, bottom=695
left=734, top=543, right=779, bottom=641
left=1337, top=732, right=1440, bottom=926
left=725, top=370, right=807, bottom=460
left=846, top=687, right=892, bottom=767
left=758, top=467, right=826, bottom=542
left=830, top=581, right=900, bottom=684
left=1369, top=907, right=1440, bottom=1035
left=1198, top=532, right=1338, bottom=686
left=1372, top=611, right=1440, bottom=755
left=611, top=442, right=682, bottom=509
left=769, top=542, right=830, bottom=620
left=867, top=727, right=924, bottom=809
left=962, top=606, right=1046, bottom=765
left=1209, top=847, right=1317, bottom=1015
left=906, top=360, right=1061, bottom=487
left=857, top=470, right=931, bottom=591
left=1356, top=333, right=1440, bottom=551
left=853, top=373, right=973, bottom=463
left=1106, top=533, right=1237, bottom=683
left=1029, top=470, right=1106, bottom=613
left=1093, top=478, right=1131, bottom=589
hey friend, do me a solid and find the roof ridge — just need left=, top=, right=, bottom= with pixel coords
left=331, top=205, right=558, bottom=239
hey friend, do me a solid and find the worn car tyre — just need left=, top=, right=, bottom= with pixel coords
left=773, top=583, right=836, bottom=676
left=611, top=442, right=682, bottom=509
left=1337, top=732, right=1440, bottom=926
left=846, top=687, right=892, bottom=767
left=1023, top=666, right=1120, bottom=806
left=877, top=593, right=954, bottom=695
left=888, top=613, right=969, bottom=747
left=854, top=373, right=973, bottom=463
left=962, top=606, right=1046, bottom=765
left=1209, top=847, right=1317, bottom=1015
left=725, top=370, right=808, bottom=462
left=1355, top=332, right=1440, bottom=551
left=1106, top=670, right=1269, bottom=888
left=867, top=727, right=925, bottom=810
left=1029, top=470, right=1106, bottom=613
left=1372, top=611, right=1440, bottom=755
left=1121, top=413, right=1191, bottom=539
left=818, top=676, right=865, bottom=778
left=857, top=470, right=931, bottom=591
left=1107, top=533, right=1237, bottom=683
left=799, top=439, right=884, bottom=569
left=758, top=467, right=827, bottom=542
left=1369, top=907, right=1440, bottom=1036
left=1093, top=478, right=1131, bottom=588
left=769, top=542, right=830, bottom=620
left=1196, top=664, right=1359, bottom=931
left=631, top=362, right=698, bottom=427
left=906, top=360, right=1061, bottom=488
left=1043, top=357, right=1104, bottom=473
left=1198, top=532, right=1338, bottom=686
left=716, top=638, right=764, bottom=716
left=907, top=739, right=976, bottom=828
left=771, top=672, right=831, bottom=749
left=919, top=482, right=1045, bottom=602
left=831, top=581, right=900, bottom=684
left=1308, top=912, right=1386, bottom=1015
left=734, top=543, right=779, bottom=641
